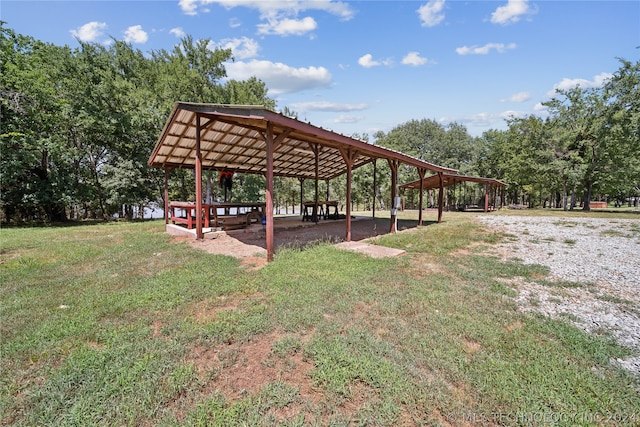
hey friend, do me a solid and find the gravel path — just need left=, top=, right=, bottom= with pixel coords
left=477, top=215, right=640, bottom=375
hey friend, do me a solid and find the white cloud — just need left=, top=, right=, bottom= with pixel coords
left=402, top=51, right=428, bottom=66
left=418, top=0, right=446, bottom=27
left=70, top=21, right=107, bottom=42
left=225, top=60, right=332, bottom=95
left=123, top=25, right=148, bottom=44
left=290, top=101, right=368, bottom=112
left=179, top=1, right=353, bottom=39
left=179, top=0, right=199, bottom=15
left=491, top=0, right=535, bottom=25
left=170, top=27, right=186, bottom=38
left=219, top=0, right=354, bottom=20
left=358, top=54, right=379, bottom=68
left=212, top=37, right=260, bottom=59
left=358, top=53, right=393, bottom=68
left=456, top=42, right=516, bottom=55
left=546, top=72, right=613, bottom=96
left=501, top=91, right=531, bottom=102
left=333, top=114, right=363, bottom=124
left=257, top=16, right=317, bottom=36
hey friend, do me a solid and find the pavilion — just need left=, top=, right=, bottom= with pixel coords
left=148, top=103, right=457, bottom=261
left=401, top=172, right=507, bottom=214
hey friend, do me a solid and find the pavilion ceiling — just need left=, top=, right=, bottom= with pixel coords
left=148, top=103, right=457, bottom=181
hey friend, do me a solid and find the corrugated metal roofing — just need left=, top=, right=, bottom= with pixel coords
left=148, top=103, right=457, bottom=180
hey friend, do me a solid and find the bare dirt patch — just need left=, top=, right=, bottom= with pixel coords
left=185, top=217, right=420, bottom=268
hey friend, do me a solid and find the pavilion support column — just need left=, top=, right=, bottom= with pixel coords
left=372, top=160, right=377, bottom=219
left=484, top=183, right=489, bottom=213
left=417, top=168, right=426, bottom=226
left=313, top=144, right=320, bottom=223
left=388, top=159, right=400, bottom=233
left=325, top=179, right=330, bottom=202
left=164, top=168, right=170, bottom=225
left=339, top=148, right=358, bottom=242
left=298, top=178, right=304, bottom=216
left=195, top=115, right=203, bottom=240
left=265, top=124, right=276, bottom=262
left=437, top=172, right=444, bottom=223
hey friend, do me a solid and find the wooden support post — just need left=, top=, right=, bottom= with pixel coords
left=417, top=168, right=426, bottom=226
left=164, top=168, right=170, bottom=225
left=195, top=115, right=203, bottom=240
left=265, top=124, right=275, bottom=262
left=298, top=178, right=304, bottom=216
left=313, top=144, right=319, bottom=223
left=339, top=148, right=358, bottom=242
left=437, top=172, right=444, bottom=223
left=372, top=160, right=377, bottom=219
left=484, top=183, right=489, bottom=213
left=388, top=159, right=400, bottom=233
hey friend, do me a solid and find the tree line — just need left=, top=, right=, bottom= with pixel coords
left=1, top=23, right=638, bottom=222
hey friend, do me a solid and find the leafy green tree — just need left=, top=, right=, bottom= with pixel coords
left=1, top=25, right=76, bottom=221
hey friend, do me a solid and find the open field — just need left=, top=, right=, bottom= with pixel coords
left=1, top=210, right=639, bottom=426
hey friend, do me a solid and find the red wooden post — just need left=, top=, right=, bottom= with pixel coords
left=388, top=159, right=399, bottom=233
left=195, top=115, right=203, bottom=239
left=164, top=168, right=170, bottom=225
left=437, top=172, right=444, bottom=223
left=339, top=148, right=357, bottom=242
left=484, top=183, right=489, bottom=213
left=417, top=168, right=426, bottom=226
left=265, top=124, right=275, bottom=262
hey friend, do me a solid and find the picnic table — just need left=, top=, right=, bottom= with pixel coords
left=169, top=201, right=265, bottom=230
left=302, top=200, right=339, bottom=221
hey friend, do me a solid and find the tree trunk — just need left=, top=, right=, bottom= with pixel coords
left=582, top=181, right=593, bottom=211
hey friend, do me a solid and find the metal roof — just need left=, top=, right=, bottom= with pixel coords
left=148, top=103, right=456, bottom=180
left=401, top=172, right=508, bottom=190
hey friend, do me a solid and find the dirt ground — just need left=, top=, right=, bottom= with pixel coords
left=185, top=216, right=427, bottom=269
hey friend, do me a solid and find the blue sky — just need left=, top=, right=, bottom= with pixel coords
left=3, top=0, right=639, bottom=138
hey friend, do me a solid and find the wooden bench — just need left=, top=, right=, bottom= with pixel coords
left=209, top=202, right=265, bottom=230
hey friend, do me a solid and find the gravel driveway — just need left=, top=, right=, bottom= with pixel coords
left=477, top=215, right=640, bottom=375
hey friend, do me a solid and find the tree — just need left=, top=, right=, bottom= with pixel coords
left=1, top=25, right=76, bottom=221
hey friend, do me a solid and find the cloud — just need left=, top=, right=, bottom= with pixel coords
left=290, top=101, right=368, bottom=112
left=257, top=16, right=317, bottom=36
left=418, top=0, right=446, bottom=27
left=123, top=25, right=148, bottom=44
left=501, top=91, right=531, bottom=102
left=333, top=114, right=363, bottom=124
left=546, top=72, right=613, bottom=96
left=440, top=110, right=527, bottom=133
left=179, top=1, right=354, bottom=37
left=212, top=37, right=260, bottom=59
left=402, top=51, right=428, bottom=66
left=456, top=42, right=516, bottom=55
left=170, top=27, right=186, bottom=38
left=70, top=21, right=107, bottom=42
left=358, top=54, right=379, bottom=68
left=358, top=53, right=393, bottom=68
left=179, top=0, right=198, bottom=15
left=225, top=60, right=332, bottom=95
left=491, top=0, right=535, bottom=25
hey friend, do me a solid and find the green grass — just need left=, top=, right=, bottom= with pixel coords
left=2, top=214, right=639, bottom=426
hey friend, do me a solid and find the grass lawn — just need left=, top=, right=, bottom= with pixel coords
left=1, top=212, right=639, bottom=426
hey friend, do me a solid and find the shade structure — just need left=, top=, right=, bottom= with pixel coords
left=401, top=172, right=508, bottom=220
left=400, top=173, right=507, bottom=190
left=148, top=103, right=458, bottom=261
left=148, top=103, right=456, bottom=179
